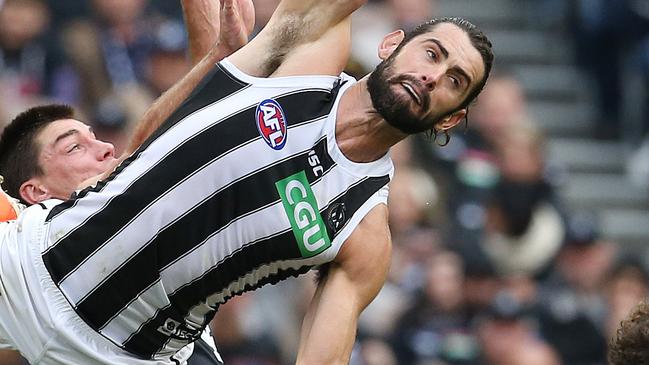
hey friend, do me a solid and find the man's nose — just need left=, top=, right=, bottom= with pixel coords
left=420, top=69, right=444, bottom=91
left=96, top=140, right=115, bottom=160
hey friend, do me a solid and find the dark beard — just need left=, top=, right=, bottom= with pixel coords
left=367, top=55, right=436, bottom=135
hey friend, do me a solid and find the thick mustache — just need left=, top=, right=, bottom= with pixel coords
left=389, top=75, right=430, bottom=110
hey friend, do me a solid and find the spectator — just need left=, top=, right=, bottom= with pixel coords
left=392, top=251, right=480, bottom=365
left=211, top=295, right=283, bottom=365
left=0, top=0, right=72, bottom=123
left=477, top=291, right=560, bottom=365
left=145, top=19, right=191, bottom=97
left=537, top=213, right=615, bottom=365
left=59, top=0, right=163, bottom=152
left=428, top=73, right=544, bottom=270
left=569, top=0, right=649, bottom=140
left=481, top=125, right=566, bottom=279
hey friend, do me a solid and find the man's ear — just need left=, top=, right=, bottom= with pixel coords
left=19, top=179, right=50, bottom=205
left=378, top=30, right=405, bottom=60
left=437, top=109, right=467, bottom=131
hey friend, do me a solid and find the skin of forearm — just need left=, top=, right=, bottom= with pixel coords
left=77, top=47, right=223, bottom=191
left=182, top=0, right=221, bottom=65
left=126, top=48, right=222, bottom=155
left=296, top=265, right=361, bottom=365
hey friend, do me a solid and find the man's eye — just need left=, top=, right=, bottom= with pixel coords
left=449, top=76, right=460, bottom=88
left=67, top=144, right=80, bottom=153
left=427, top=50, right=437, bottom=60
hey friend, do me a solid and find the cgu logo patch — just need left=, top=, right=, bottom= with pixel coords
left=276, top=171, right=332, bottom=258
left=256, top=99, right=287, bottom=150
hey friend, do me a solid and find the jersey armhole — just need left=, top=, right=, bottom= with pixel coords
left=330, top=185, right=390, bottom=257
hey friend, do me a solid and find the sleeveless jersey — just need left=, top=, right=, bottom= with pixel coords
left=0, top=59, right=394, bottom=363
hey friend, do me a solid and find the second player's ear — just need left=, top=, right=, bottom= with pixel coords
left=19, top=179, right=51, bottom=205
left=378, top=30, right=405, bottom=60
left=437, top=109, right=467, bottom=131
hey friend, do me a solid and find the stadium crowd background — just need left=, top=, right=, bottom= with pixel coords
left=0, top=0, right=648, bottom=364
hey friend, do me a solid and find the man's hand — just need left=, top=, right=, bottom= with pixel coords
left=76, top=0, right=256, bottom=192
left=219, top=0, right=255, bottom=57
left=183, top=0, right=255, bottom=65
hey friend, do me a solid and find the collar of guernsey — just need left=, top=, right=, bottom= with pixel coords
left=0, top=176, right=25, bottom=221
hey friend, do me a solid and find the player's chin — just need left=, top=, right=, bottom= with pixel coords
left=386, top=114, right=431, bottom=135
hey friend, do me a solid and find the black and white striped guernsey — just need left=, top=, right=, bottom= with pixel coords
left=41, top=59, right=394, bottom=360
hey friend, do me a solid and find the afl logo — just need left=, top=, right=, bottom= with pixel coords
left=256, top=99, right=287, bottom=150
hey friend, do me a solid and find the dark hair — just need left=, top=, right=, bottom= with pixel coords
left=398, top=17, right=494, bottom=112
left=0, top=104, right=75, bottom=201
left=609, top=300, right=649, bottom=365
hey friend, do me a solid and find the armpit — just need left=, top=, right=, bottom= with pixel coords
left=263, top=14, right=307, bottom=75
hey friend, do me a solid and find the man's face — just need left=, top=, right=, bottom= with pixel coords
left=27, top=119, right=117, bottom=202
left=368, top=23, right=485, bottom=134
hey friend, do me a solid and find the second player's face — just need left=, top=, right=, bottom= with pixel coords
left=34, top=119, right=117, bottom=201
left=368, top=23, right=484, bottom=134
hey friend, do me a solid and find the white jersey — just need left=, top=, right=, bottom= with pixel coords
left=0, top=202, right=196, bottom=364
left=0, top=59, right=393, bottom=363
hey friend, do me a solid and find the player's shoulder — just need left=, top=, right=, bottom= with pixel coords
left=339, top=204, right=390, bottom=257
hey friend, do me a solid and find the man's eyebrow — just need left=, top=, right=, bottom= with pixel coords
left=54, top=129, right=79, bottom=145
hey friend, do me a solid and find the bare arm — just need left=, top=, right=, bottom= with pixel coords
left=0, top=350, right=25, bottom=365
left=79, top=1, right=254, bottom=188
left=229, top=0, right=368, bottom=77
left=182, top=0, right=221, bottom=65
left=296, top=204, right=391, bottom=364
left=126, top=0, right=254, bottom=156
left=183, top=0, right=255, bottom=65
left=79, top=46, right=225, bottom=189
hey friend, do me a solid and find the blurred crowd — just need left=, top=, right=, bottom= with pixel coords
left=0, top=0, right=648, bottom=364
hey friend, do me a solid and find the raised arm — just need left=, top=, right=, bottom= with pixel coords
left=183, top=0, right=255, bottom=65
left=125, top=0, right=254, bottom=155
left=229, top=0, right=368, bottom=77
left=296, top=205, right=392, bottom=364
left=79, top=0, right=254, bottom=188
left=125, top=0, right=253, bottom=156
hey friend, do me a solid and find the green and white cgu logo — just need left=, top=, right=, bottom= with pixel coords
left=276, top=171, right=331, bottom=258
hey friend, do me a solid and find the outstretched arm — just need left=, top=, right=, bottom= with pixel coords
left=79, top=0, right=254, bottom=189
left=229, top=0, right=367, bottom=77
left=127, top=0, right=254, bottom=155
left=297, top=205, right=391, bottom=364
left=183, top=0, right=254, bottom=65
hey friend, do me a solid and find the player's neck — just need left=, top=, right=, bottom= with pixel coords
left=335, top=78, right=408, bottom=163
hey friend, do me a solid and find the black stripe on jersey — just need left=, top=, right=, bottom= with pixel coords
left=122, top=173, right=390, bottom=358
left=125, top=264, right=312, bottom=359
left=75, top=137, right=334, bottom=330
left=43, top=89, right=337, bottom=288
left=46, top=63, right=250, bottom=220
left=321, top=175, right=390, bottom=240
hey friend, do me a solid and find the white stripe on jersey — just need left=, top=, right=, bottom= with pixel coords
left=155, top=166, right=365, bottom=297
left=100, top=282, right=169, bottom=342
left=56, top=97, right=332, bottom=305
left=46, top=84, right=331, bottom=252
